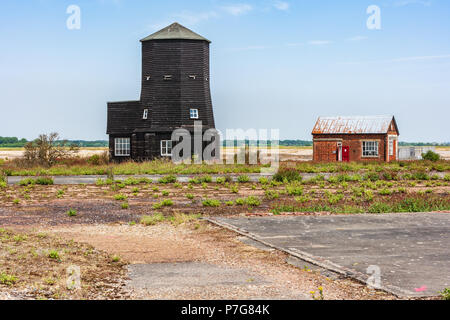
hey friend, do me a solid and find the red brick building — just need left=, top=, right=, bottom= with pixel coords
left=312, top=116, right=399, bottom=162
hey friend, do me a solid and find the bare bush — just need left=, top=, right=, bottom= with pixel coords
left=23, top=133, right=79, bottom=167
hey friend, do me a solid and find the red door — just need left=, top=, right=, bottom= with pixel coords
left=342, top=146, right=350, bottom=162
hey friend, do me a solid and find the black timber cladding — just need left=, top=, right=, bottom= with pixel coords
left=106, top=23, right=216, bottom=160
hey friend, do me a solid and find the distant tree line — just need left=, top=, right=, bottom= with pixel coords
left=0, top=136, right=108, bottom=148
left=1, top=136, right=449, bottom=149
left=398, top=142, right=450, bottom=147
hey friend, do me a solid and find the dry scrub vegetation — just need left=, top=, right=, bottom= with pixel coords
left=0, top=228, right=128, bottom=300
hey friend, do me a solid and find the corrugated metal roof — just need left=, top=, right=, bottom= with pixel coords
left=140, top=22, right=211, bottom=43
left=312, top=115, right=395, bottom=134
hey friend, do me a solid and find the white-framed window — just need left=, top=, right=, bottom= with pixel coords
left=362, top=141, right=379, bottom=157
left=115, top=138, right=130, bottom=157
left=143, top=109, right=149, bottom=120
left=161, top=140, right=172, bottom=157
left=190, top=108, right=199, bottom=119
left=389, top=139, right=394, bottom=156
left=164, top=75, right=172, bottom=80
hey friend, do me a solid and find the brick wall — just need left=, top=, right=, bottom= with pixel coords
left=313, top=134, right=388, bottom=162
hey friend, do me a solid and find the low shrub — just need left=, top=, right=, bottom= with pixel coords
left=140, top=213, right=165, bottom=226
left=158, top=175, right=177, bottom=184
left=153, top=199, right=174, bottom=209
left=202, top=198, right=221, bottom=207
left=114, top=194, right=127, bottom=201
left=189, top=175, right=213, bottom=184
left=67, top=209, right=77, bottom=217
left=0, top=272, right=18, bottom=286
left=422, top=150, right=440, bottom=161
left=440, top=288, right=450, bottom=300
left=273, top=167, right=301, bottom=182
left=237, top=175, right=250, bottom=183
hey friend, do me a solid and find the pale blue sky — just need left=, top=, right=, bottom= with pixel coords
left=0, top=0, right=449, bottom=142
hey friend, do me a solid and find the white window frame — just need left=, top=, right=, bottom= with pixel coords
left=114, top=138, right=130, bottom=157
left=190, top=108, right=199, bottom=119
left=362, top=140, right=379, bottom=157
left=143, top=109, right=149, bottom=120
left=160, top=140, right=172, bottom=157
left=389, top=139, right=394, bottom=156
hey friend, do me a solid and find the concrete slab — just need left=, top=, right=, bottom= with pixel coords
left=127, top=262, right=264, bottom=289
left=210, top=212, right=450, bottom=297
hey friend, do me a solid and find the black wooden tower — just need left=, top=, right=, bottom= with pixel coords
left=107, top=22, right=216, bottom=160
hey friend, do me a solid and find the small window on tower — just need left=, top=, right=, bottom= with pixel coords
left=189, top=75, right=196, bottom=80
left=143, top=109, right=149, bottom=120
left=145, top=76, right=151, bottom=81
left=190, top=109, right=199, bottom=119
left=164, top=75, right=172, bottom=80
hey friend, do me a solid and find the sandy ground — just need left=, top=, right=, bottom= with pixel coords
left=0, top=148, right=107, bottom=160
left=2, top=147, right=448, bottom=161
left=44, top=223, right=395, bottom=300
left=0, top=147, right=311, bottom=161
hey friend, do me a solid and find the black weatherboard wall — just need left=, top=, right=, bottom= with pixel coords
left=107, top=23, right=216, bottom=161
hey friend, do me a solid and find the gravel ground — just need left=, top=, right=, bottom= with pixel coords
left=45, top=223, right=398, bottom=300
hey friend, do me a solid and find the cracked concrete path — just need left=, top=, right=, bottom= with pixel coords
left=211, top=212, right=450, bottom=297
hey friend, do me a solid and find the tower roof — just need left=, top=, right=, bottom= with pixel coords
left=140, top=22, right=211, bottom=43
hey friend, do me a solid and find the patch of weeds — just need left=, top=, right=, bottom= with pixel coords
left=230, top=185, right=239, bottom=194
left=159, top=175, right=177, bottom=184
left=132, top=187, right=140, bottom=193
left=111, top=255, right=120, bottom=263
left=235, top=196, right=261, bottom=207
left=140, top=213, right=166, bottom=226
left=202, top=198, right=221, bottom=207
left=364, top=190, right=374, bottom=202
left=216, top=177, right=226, bottom=184
left=273, top=168, right=301, bottom=182
left=310, top=286, right=324, bottom=300
left=67, top=209, right=77, bottom=217
left=13, top=199, right=20, bottom=205
left=397, top=187, right=407, bottom=193
left=237, top=175, right=250, bottom=183
left=13, top=235, right=27, bottom=242
left=48, top=250, right=60, bottom=261
left=114, top=194, right=128, bottom=201
left=225, top=200, right=234, bottom=206
left=186, top=193, right=194, bottom=200
left=378, top=188, right=393, bottom=196
left=440, top=288, right=450, bottom=300
left=0, top=272, right=18, bottom=286
left=173, top=182, right=182, bottom=189
left=152, top=199, right=174, bottom=209
left=189, top=175, right=212, bottom=184
left=265, top=190, right=279, bottom=200
left=169, top=213, right=202, bottom=226
left=161, top=190, right=170, bottom=197
left=364, top=172, right=380, bottom=182
left=295, top=195, right=311, bottom=204
left=285, top=183, right=304, bottom=196
left=258, top=177, right=269, bottom=185
left=368, top=202, right=392, bottom=214
left=413, top=172, right=429, bottom=181
left=121, top=202, right=129, bottom=210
